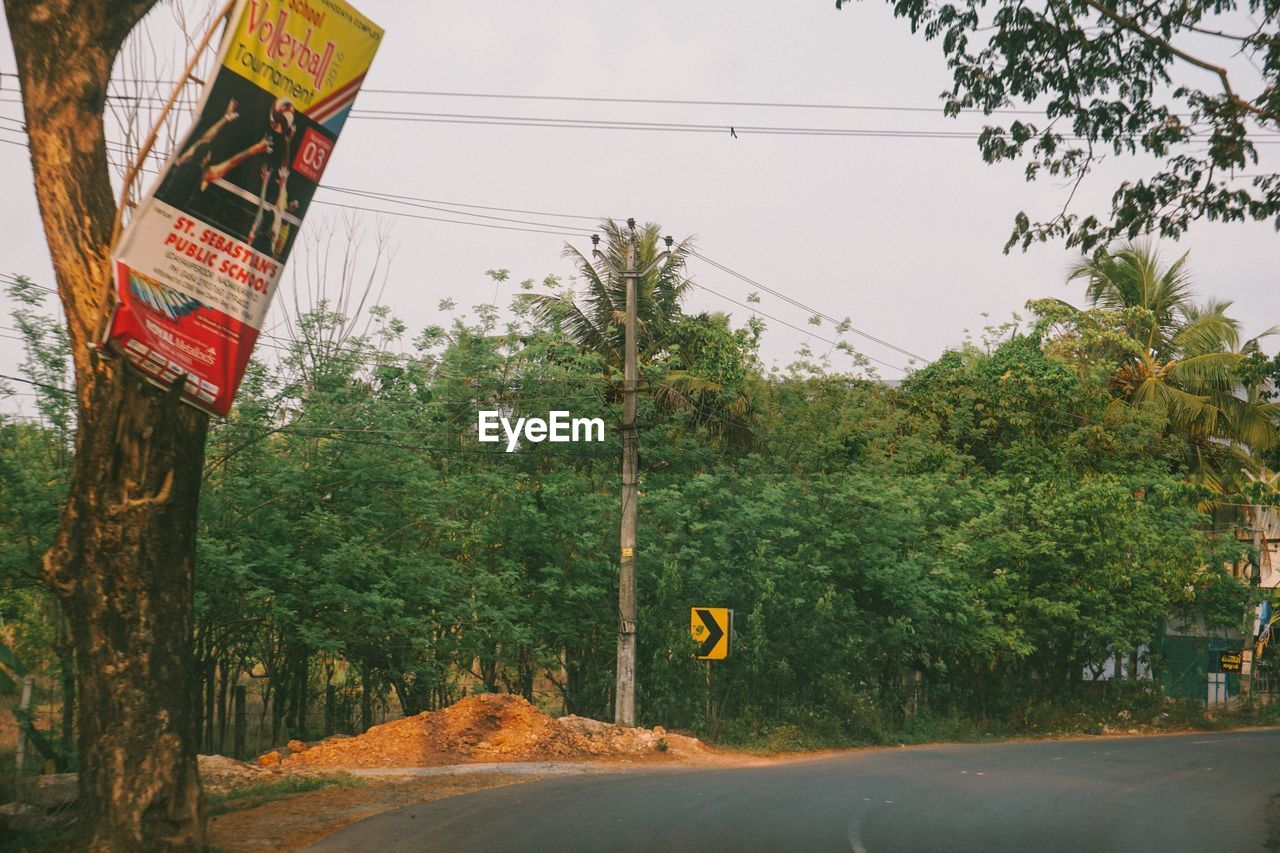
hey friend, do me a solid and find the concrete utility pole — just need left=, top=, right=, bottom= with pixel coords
left=592, top=220, right=674, bottom=727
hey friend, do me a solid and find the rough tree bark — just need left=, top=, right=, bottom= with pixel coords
left=3, top=0, right=208, bottom=847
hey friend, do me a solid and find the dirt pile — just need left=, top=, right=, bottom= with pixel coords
left=558, top=715, right=704, bottom=758
left=198, top=754, right=269, bottom=793
left=268, top=693, right=705, bottom=769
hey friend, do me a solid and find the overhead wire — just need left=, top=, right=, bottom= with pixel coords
left=1, top=78, right=1274, bottom=460
left=5, top=85, right=1280, bottom=142
left=683, top=280, right=908, bottom=373
left=4, top=90, right=1266, bottom=376
left=319, top=184, right=604, bottom=222
left=688, top=251, right=929, bottom=364
left=317, top=186, right=602, bottom=230
left=5, top=69, right=1271, bottom=127
left=0, top=132, right=924, bottom=369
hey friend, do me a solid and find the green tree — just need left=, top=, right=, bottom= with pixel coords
left=9, top=264, right=1256, bottom=755
left=527, top=221, right=757, bottom=446
left=835, top=0, right=1280, bottom=250
left=1, top=279, right=77, bottom=766
left=526, top=220, right=695, bottom=369
left=900, top=334, right=1248, bottom=704
left=1046, top=242, right=1278, bottom=486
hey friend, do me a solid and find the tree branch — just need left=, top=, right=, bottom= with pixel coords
left=1081, top=0, right=1275, bottom=124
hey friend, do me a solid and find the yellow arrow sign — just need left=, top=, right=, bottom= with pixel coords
left=690, top=607, right=731, bottom=660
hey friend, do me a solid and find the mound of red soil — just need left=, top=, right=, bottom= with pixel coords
left=268, top=693, right=704, bottom=769
left=557, top=715, right=704, bottom=759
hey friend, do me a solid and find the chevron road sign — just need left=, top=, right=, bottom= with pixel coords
left=691, top=607, right=732, bottom=660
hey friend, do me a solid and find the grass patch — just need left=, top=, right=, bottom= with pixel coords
left=705, top=694, right=1280, bottom=754
left=0, top=819, right=79, bottom=853
left=0, top=775, right=365, bottom=849
left=206, top=773, right=363, bottom=816
left=711, top=721, right=875, bottom=754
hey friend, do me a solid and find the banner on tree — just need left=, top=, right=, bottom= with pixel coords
left=107, top=0, right=383, bottom=415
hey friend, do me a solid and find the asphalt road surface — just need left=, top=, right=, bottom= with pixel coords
left=310, top=729, right=1280, bottom=852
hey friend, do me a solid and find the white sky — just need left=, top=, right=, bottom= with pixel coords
left=2, top=0, right=1278, bottom=415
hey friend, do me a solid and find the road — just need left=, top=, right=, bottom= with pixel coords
left=310, top=729, right=1280, bottom=852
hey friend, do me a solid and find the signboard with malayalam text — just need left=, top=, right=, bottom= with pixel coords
left=107, top=0, right=382, bottom=415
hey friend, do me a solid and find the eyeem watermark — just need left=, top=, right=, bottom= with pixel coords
left=478, top=410, right=605, bottom=452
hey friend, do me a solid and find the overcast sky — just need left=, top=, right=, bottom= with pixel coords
left=2, top=0, right=1277, bottom=415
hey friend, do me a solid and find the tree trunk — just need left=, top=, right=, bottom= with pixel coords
left=360, top=672, right=373, bottom=734
left=204, top=654, right=217, bottom=752
left=54, top=613, right=76, bottom=768
left=191, top=635, right=204, bottom=756
left=288, top=650, right=309, bottom=738
left=233, top=685, right=247, bottom=761
left=55, top=370, right=208, bottom=848
left=4, top=0, right=207, bottom=846
left=258, top=685, right=272, bottom=754
left=393, top=676, right=433, bottom=717
left=270, top=676, right=285, bottom=746
left=217, top=660, right=231, bottom=753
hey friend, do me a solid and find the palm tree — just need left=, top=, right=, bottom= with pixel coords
left=525, top=219, right=756, bottom=446
left=526, top=219, right=693, bottom=370
left=1066, top=241, right=1278, bottom=488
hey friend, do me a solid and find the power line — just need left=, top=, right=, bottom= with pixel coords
left=343, top=108, right=993, bottom=138
left=0, top=126, right=1216, bottom=372
left=352, top=88, right=1053, bottom=116
left=0, top=122, right=1201, bottom=375
left=218, top=190, right=929, bottom=368
left=0, top=71, right=1063, bottom=116
left=311, top=199, right=590, bottom=237
left=0, top=70, right=1244, bottom=125
left=151, top=187, right=916, bottom=369
left=0, top=373, right=70, bottom=395
left=689, top=251, right=930, bottom=364
left=9, top=91, right=1280, bottom=142
left=685, top=280, right=907, bottom=374
left=316, top=186, right=601, bottom=232
left=0, top=176, right=927, bottom=373
left=320, top=185, right=604, bottom=222
left=340, top=108, right=1280, bottom=142
left=0, top=128, right=588, bottom=238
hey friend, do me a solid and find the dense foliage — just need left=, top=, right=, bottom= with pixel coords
left=1, top=245, right=1272, bottom=754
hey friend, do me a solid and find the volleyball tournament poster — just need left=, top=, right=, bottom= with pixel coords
left=107, top=0, right=382, bottom=415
